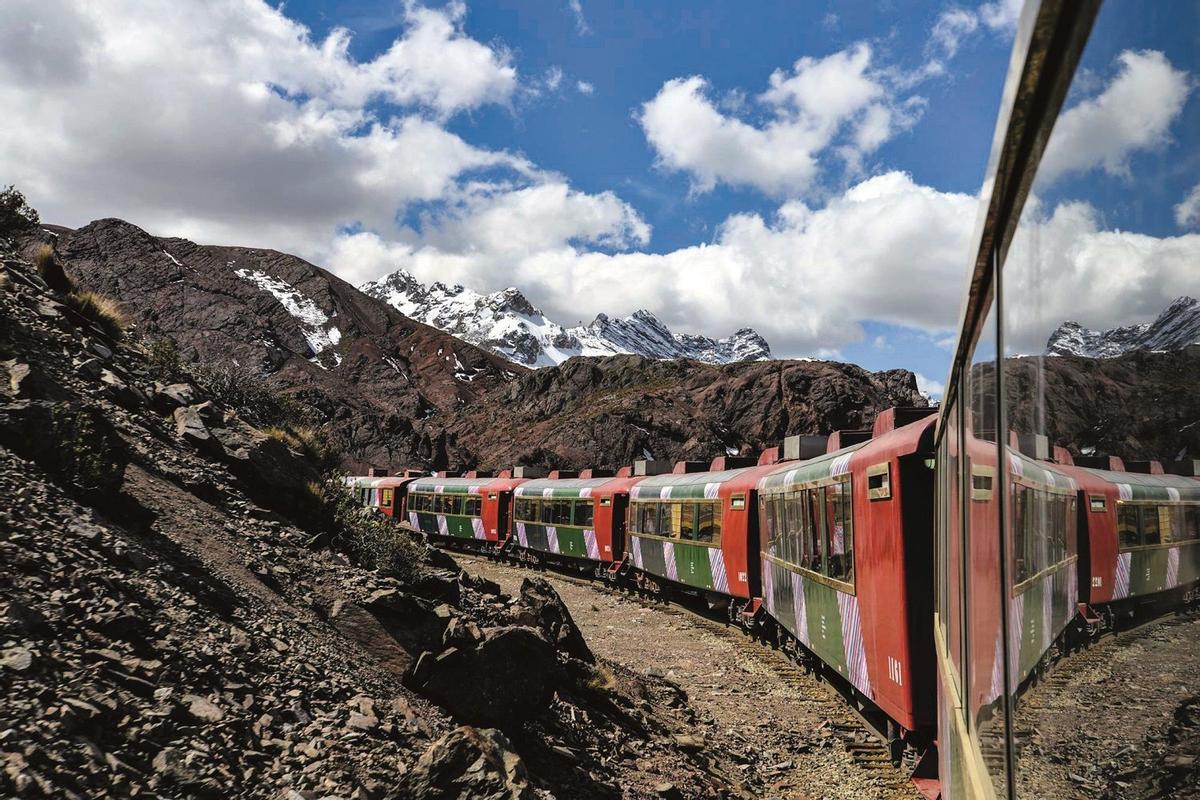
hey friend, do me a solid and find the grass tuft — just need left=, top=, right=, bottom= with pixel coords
left=66, top=290, right=129, bottom=341
left=34, top=244, right=74, bottom=295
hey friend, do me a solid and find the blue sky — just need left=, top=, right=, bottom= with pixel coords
left=2, top=1, right=1197, bottom=398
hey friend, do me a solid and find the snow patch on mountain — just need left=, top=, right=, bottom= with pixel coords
left=361, top=269, right=772, bottom=368
left=1045, top=296, right=1200, bottom=358
left=235, top=267, right=342, bottom=367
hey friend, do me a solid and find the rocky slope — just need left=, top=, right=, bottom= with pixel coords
left=1045, top=296, right=1200, bottom=357
left=1004, top=348, right=1200, bottom=461
left=24, top=219, right=523, bottom=471
left=0, top=215, right=750, bottom=798
left=362, top=269, right=771, bottom=368
left=441, top=355, right=927, bottom=469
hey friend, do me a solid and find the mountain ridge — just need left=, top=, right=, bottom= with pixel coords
left=361, top=268, right=772, bottom=368
left=1045, top=296, right=1200, bottom=357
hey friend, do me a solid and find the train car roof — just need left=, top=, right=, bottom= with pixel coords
left=758, top=440, right=870, bottom=491
left=515, top=478, right=620, bottom=498
left=1007, top=450, right=1078, bottom=492
left=629, top=467, right=759, bottom=500
left=345, top=476, right=415, bottom=489
left=1077, top=467, right=1200, bottom=502
left=409, top=476, right=521, bottom=494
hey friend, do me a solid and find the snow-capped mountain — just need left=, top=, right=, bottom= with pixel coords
left=1045, top=296, right=1200, bottom=357
left=361, top=269, right=772, bottom=368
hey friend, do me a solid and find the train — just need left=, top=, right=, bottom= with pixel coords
left=344, top=405, right=1200, bottom=793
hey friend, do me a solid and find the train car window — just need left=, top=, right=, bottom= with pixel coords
left=466, top=496, right=482, bottom=516
left=1158, top=506, right=1173, bottom=544
left=1140, top=506, right=1161, bottom=546
left=779, top=495, right=793, bottom=563
left=1089, top=495, right=1106, bottom=512
left=867, top=463, right=891, bottom=500
left=574, top=501, right=594, bottom=528
left=381, top=488, right=393, bottom=508
left=1117, top=504, right=1140, bottom=550
left=540, top=501, right=554, bottom=524
left=698, top=502, right=720, bottom=544
left=600, top=497, right=611, bottom=507
left=971, top=467, right=994, bottom=501
left=731, top=494, right=746, bottom=510
left=639, top=503, right=657, bottom=535
left=679, top=503, right=695, bottom=540
left=1184, top=507, right=1200, bottom=541
left=825, top=479, right=854, bottom=585
left=552, top=500, right=571, bottom=526
left=1012, top=486, right=1029, bottom=584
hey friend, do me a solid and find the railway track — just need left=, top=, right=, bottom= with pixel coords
left=454, top=549, right=919, bottom=795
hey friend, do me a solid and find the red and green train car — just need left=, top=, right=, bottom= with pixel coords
left=345, top=475, right=417, bottom=518
left=405, top=475, right=526, bottom=543
left=1057, top=465, right=1200, bottom=619
left=512, top=476, right=639, bottom=566
left=757, top=414, right=938, bottom=750
left=625, top=464, right=780, bottom=606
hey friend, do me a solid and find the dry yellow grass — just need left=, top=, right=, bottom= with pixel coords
left=67, top=290, right=128, bottom=340
left=34, top=244, right=73, bottom=294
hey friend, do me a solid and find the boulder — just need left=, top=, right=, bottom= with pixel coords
left=412, top=626, right=557, bottom=727
left=403, top=726, right=534, bottom=800
left=173, top=404, right=211, bottom=445
left=151, top=382, right=196, bottom=414
left=519, top=577, right=593, bottom=663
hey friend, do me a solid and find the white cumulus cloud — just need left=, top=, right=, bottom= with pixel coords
left=1038, top=50, right=1190, bottom=186
left=1176, top=182, right=1200, bottom=229
left=638, top=44, right=925, bottom=197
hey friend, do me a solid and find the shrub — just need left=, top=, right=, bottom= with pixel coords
left=144, top=337, right=184, bottom=381
left=189, top=361, right=306, bottom=429
left=50, top=403, right=127, bottom=499
left=33, top=245, right=72, bottom=294
left=266, top=424, right=341, bottom=472
left=324, top=478, right=424, bottom=582
left=66, top=290, right=128, bottom=341
left=0, top=186, right=38, bottom=234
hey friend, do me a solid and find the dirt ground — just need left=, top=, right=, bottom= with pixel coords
left=459, top=555, right=923, bottom=800
left=1014, top=613, right=1200, bottom=799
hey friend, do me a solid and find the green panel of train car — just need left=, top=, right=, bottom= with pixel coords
left=1016, top=579, right=1046, bottom=683
left=1130, top=548, right=1170, bottom=595
left=556, top=526, right=587, bottom=558
left=635, top=535, right=667, bottom=577
left=801, top=578, right=850, bottom=681
left=446, top=515, right=474, bottom=539
left=674, top=542, right=716, bottom=590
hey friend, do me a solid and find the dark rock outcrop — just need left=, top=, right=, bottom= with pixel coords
left=444, top=355, right=927, bottom=469
left=519, top=577, right=593, bottom=664
left=410, top=626, right=558, bottom=728
left=22, top=218, right=522, bottom=471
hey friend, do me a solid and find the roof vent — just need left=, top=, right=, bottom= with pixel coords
left=1051, top=446, right=1074, bottom=466
left=1124, top=460, right=1165, bottom=475
left=512, top=466, right=548, bottom=479
left=1010, top=431, right=1050, bottom=461
left=709, top=456, right=758, bottom=471
left=1166, top=459, right=1200, bottom=477
left=497, top=469, right=513, bottom=479
left=634, top=459, right=673, bottom=476
left=579, top=468, right=615, bottom=479
left=783, top=435, right=828, bottom=461
left=436, top=470, right=463, bottom=478
left=1073, top=456, right=1126, bottom=472
left=367, top=467, right=389, bottom=477
left=548, top=469, right=580, bottom=479
left=465, top=470, right=495, bottom=479
left=872, top=407, right=938, bottom=438
left=757, top=447, right=781, bottom=466
left=616, top=465, right=634, bottom=478
left=826, top=430, right=872, bottom=453
left=672, top=460, right=709, bottom=474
